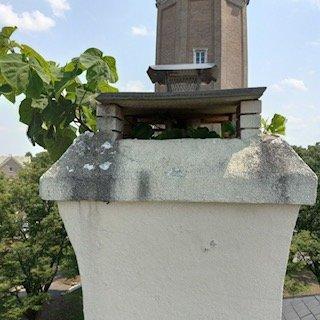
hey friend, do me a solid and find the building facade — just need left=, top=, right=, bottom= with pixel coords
left=0, top=156, right=30, bottom=178
left=155, top=0, right=249, bottom=89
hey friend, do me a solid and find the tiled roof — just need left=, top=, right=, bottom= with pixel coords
left=283, top=296, right=320, bottom=320
left=0, top=156, right=31, bottom=167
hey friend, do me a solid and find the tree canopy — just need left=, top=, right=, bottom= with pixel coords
left=285, top=143, right=320, bottom=295
left=0, top=153, right=77, bottom=320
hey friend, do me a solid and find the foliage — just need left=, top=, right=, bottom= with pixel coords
left=0, top=26, right=118, bottom=161
left=187, top=127, right=220, bottom=139
left=132, top=123, right=155, bottom=140
left=0, top=153, right=77, bottom=320
left=289, top=231, right=320, bottom=283
left=38, top=289, right=83, bottom=320
left=285, top=232, right=311, bottom=295
left=285, top=143, right=320, bottom=294
left=284, top=276, right=309, bottom=296
left=221, top=122, right=236, bottom=138
left=261, top=114, right=287, bottom=136
left=131, top=123, right=235, bottom=140
left=295, top=143, right=320, bottom=236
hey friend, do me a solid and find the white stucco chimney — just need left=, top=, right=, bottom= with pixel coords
left=40, top=89, right=317, bottom=320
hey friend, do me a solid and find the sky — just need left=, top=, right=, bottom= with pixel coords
left=0, top=0, right=319, bottom=155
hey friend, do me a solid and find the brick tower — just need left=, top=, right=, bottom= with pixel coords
left=149, top=0, right=250, bottom=91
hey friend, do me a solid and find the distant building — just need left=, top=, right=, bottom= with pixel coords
left=0, top=156, right=30, bottom=178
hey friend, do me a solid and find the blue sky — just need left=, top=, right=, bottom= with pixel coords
left=0, top=0, right=319, bottom=155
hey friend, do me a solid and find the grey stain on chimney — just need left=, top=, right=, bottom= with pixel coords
left=138, top=171, right=150, bottom=200
left=202, top=240, right=218, bottom=253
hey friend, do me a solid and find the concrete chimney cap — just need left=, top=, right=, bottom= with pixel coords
left=40, top=134, right=317, bottom=206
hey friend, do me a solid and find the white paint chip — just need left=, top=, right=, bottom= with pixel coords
left=101, top=142, right=113, bottom=150
left=84, top=164, right=95, bottom=171
left=99, top=162, right=112, bottom=171
left=84, top=131, right=94, bottom=138
left=167, top=168, right=184, bottom=178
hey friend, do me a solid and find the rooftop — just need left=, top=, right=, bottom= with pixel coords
left=0, top=155, right=30, bottom=167
left=283, top=295, right=320, bottom=320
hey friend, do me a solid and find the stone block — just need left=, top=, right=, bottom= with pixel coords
left=97, top=117, right=123, bottom=133
left=97, top=104, right=123, bottom=120
left=240, top=100, right=262, bottom=114
left=240, top=114, right=261, bottom=128
left=241, top=129, right=261, bottom=140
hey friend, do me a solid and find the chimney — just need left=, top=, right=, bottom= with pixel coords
left=40, top=1, right=317, bottom=320
left=40, top=87, right=317, bottom=320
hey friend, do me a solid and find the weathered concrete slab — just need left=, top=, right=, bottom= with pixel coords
left=96, top=87, right=267, bottom=110
left=40, top=133, right=317, bottom=205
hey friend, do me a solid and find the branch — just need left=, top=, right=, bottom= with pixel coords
left=42, top=238, right=67, bottom=293
left=75, top=113, right=93, bottom=132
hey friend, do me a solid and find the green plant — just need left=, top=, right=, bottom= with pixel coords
left=0, top=26, right=118, bottom=161
left=130, top=123, right=237, bottom=140
left=261, top=114, right=287, bottom=136
left=0, top=153, right=76, bottom=320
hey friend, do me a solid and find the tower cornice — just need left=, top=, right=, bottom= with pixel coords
left=156, top=0, right=250, bottom=7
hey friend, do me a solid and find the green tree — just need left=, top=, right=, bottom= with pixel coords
left=0, top=26, right=118, bottom=161
left=285, top=143, right=320, bottom=294
left=295, top=143, right=320, bottom=235
left=0, top=153, right=76, bottom=320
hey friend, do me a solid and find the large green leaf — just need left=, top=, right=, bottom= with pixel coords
left=82, top=106, right=97, bottom=131
left=31, top=96, right=49, bottom=110
left=103, top=56, right=118, bottom=83
left=79, top=48, right=104, bottom=69
left=29, top=57, right=51, bottom=84
left=44, top=127, right=77, bottom=161
left=26, top=69, right=44, bottom=98
left=19, top=98, right=33, bottom=125
left=97, top=80, right=118, bottom=93
left=75, top=86, right=98, bottom=106
left=42, top=98, right=75, bottom=127
left=0, top=84, right=12, bottom=94
left=269, top=114, right=287, bottom=135
left=27, top=113, right=47, bottom=147
left=21, top=45, right=52, bottom=83
left=0, top=26, right=17, bottom=39
left=0, top=54, right=29, bottom=92
left=262, top=114, right=287, bottom=136
left=80, top=48, right=118, bottom=85
left=0, top=26, right=17, bottom=54
left=54, top=68, right=82, bottom=99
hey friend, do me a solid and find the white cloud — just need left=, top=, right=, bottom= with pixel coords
left=131, top=25, right=154, bottom=37
left=308, top=0, right=320, bottom=8
left=123, top=81, right=146, bottom=92
left=0, top=4, right=55, bottom=32
left=46, top=0, right=70, bottom=17
left=270, top=78, right=308, bottom=92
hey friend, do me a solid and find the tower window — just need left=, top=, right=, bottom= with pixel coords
left=194, top=49, right=208, bottom=64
